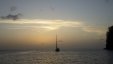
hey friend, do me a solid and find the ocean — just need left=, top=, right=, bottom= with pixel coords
left=0, top=50, right=113, bottom=64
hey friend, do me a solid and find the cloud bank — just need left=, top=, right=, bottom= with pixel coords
left=0, top=19, right=106, bottom=35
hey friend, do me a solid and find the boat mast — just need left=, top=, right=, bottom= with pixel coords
left=56, top=34, right=58, bottom=49
left=55, top=34, right=60, bottom=52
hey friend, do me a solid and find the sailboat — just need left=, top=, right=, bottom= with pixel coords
left=55, top=34, right=60, bottom=52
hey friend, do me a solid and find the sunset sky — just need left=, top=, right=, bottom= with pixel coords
left=0, top=0, right=113, bottom=50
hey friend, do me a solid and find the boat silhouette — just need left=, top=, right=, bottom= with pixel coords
left=55, top=34, right=60, bottom=52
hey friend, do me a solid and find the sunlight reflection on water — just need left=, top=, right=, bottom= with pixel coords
left=0, top=50, right=113, bottom=64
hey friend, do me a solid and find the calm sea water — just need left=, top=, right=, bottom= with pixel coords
left=0, top=50, right=113, bottom=64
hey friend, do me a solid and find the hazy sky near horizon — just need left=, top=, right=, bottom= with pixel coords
left=0, top=0, right=113, bottom=50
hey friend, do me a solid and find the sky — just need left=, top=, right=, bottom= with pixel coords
left=0, top=0, right=113, bottom=50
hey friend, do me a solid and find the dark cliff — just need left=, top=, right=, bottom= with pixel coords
left=106, top=26, right=113, bottom=50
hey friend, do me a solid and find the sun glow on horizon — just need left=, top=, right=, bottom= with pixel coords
left=0, top=19, right=106, bottom=45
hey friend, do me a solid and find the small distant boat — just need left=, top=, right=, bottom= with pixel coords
left=55, top=34, right=60, bottom=52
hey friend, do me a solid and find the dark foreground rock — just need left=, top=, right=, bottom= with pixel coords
left=106, top=26, right=113, bottom=50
